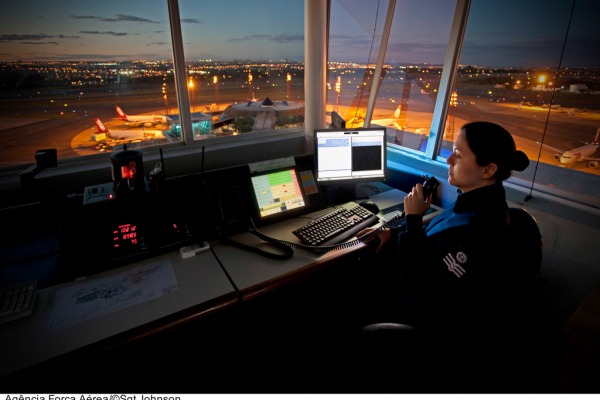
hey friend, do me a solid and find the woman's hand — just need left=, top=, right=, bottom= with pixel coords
left=404, top=183, right=432, bottom=216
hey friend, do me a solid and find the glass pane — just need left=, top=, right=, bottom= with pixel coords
left=328, top=0, right=456, bottom=153
left=179, top=0, right=305, bottom=139
left=0, top=1, right=174, bottom=167
left=446, top=0, right=600, bottom=177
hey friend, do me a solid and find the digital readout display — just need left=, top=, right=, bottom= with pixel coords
left=112, top=222, right=143, bottom=250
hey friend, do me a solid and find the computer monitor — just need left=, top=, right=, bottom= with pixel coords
left=250, top=166, right=309, bottom=225
left=314, top=127, right=387, bottom=184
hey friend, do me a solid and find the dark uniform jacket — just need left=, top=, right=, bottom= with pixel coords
left=396, top=183, right=516, bottom=343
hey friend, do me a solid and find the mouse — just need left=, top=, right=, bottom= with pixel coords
left=359, top=200, right=379, bottom=214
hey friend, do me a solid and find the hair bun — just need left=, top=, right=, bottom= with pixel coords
left=512, top=150, right=530, bottom=172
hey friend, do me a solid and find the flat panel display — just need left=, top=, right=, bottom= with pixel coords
left=250, top=167, right=308, bottom=224
left=315, top=127, right=387, bottom=184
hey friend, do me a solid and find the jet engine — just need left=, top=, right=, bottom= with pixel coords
left=553, top=154, right=562, bottom=161
left=588, top=161, right=598, bottom=168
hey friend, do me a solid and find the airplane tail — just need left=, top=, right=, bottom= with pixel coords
left=95, top=118, right=109, bottom=133
left=115, top=105, right=127, bottom=120
left=594, top=127, right=600, bottom=144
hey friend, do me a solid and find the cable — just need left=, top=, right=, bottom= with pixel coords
left=237, top=176, right=438, bottom=259
left=525, top=0, right=577, bottom=203
left=352, top=0, right=381, bottom=125
left=247, top=211, right=405, bottom=257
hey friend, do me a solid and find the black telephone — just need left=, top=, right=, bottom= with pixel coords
left=246, top=175, right=441, bottom=257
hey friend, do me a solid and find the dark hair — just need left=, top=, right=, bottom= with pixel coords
left=461, top=121, right=529, bottom=181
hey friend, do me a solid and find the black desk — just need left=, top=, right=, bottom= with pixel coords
left=0, top=186, right=442, bottom=392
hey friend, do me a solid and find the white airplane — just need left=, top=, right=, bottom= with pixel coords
left=540, top=127, right=600, bottom=168
left=115, top=105, right=172, bottom=127
left=94, top=118, right=165, bottom=140
left=344, top=105, right=404, bottom=129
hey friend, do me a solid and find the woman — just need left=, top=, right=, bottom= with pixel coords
left=356, top=122, right=530, bottom=389
left=359, top=121, right=530, bottom=342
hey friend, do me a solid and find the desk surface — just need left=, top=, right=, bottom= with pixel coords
left=212, top=202, right=362, bottom=300
left=0, top=249, right=237, bottom=377
left=212, top=189, right=441, bottom=301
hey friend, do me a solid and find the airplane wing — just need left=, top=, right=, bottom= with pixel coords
left=583, top=156, right=600, bottom=161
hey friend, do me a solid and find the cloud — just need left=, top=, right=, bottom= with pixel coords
left=181, top=18, right=201, bottom=24
left=22, top=41, right=59, bottom=46
left=70, top=14, right=159, bottom=23
left=0, top=34, right=54, bottom=41
left=27, top=52, right=169, bottom=61
left=228, top=33, right=303, bottom=43
left=79, top=31, right=128, bottom=37
left=0, top=34, right=79, bottom=43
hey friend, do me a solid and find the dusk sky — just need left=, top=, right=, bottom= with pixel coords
left=0, top=0, right=598, bottom=67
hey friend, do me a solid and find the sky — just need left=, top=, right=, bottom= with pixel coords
left=0, top=0, right=598, bottom=68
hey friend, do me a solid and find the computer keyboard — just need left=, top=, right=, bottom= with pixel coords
left=292, top=204, right=379, bottom=247
left=0, top=280, right=37, bottom=325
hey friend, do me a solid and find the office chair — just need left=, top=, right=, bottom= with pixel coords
left=507, top=207, right=543, bottom=302
left=355, top=207, right=543, bottom=391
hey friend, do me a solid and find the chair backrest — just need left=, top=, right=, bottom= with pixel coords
left=507, top=207, right=543, bottom=300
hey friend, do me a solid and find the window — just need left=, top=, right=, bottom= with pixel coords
left=2, top=0, right=599, bottom=209
left=179, top=0, right=305, bottom=139
left=0, top=1, right=174, bottom=167
left=0, top=0, right=306, bottom=168
left=328, top=0, right=600, bottom=208
left=327, top=0, right=455, bottom=154
left=446, top=0, right=600, bottom=181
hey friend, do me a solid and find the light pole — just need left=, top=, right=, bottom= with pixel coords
left=286, top=73, right=292, bottom=99
left=213, top=75, right=219, bottom=111
left=162, top=82, right=169, bottom=115
left=248, top=73, right=254, bottom=101
left=335, top=75, right=341, bottom=113
left=450, top=90, right=458, bottom=141
left=188, top=78, right=195, bottom=113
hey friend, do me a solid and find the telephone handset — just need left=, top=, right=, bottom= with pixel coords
left=245, top=175, right=441, bottom=257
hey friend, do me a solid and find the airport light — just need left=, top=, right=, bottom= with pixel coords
left=188, top=78, right=195, bottom=112
left=213, top=75, right=219, bottom=111
left=449, top=91, right=458, bottom=141
left=335, top=76, right=341, bottom=112
left=539, top=75, right=546, bottom=91
left=162, top=82, right=169, bottom=114
left=248, top=73, right=253, bottom=100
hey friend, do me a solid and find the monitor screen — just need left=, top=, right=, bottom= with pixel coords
left=250, top=167, right=308, bottom=223
left=315, top=127, right=387, bottom=183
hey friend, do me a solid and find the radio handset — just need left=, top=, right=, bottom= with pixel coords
left=421, top=175, right=440, bottom=200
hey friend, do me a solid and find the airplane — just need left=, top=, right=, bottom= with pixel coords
left=343, top=105, right=404, bottom=130
left=115, top=105, right=172, bottom=127
left=539, top=127, right=600, bottom=168
left=94, top=118, right=165, bottom=141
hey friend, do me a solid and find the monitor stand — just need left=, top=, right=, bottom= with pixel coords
left=321, top=182, right=359, bottom=206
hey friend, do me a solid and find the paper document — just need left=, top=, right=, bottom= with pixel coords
left=49, top=260, right=178, bottom=331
